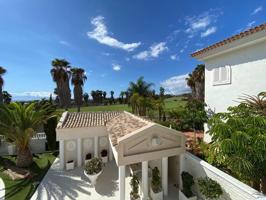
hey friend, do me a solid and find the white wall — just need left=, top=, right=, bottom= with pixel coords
left=180, top=152, right=266, bottom=200
left=205, top=40, right=266, bottom=114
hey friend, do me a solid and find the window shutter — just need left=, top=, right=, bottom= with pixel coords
left=213, top=68, right=220, bottom=83
left=213, top=65, right=231, bottom=85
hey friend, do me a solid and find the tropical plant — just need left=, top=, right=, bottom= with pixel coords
left=159, top=86, right=165, bottom=98
left=110, top=91, right=115, bottom=104
left=0, top=102, right=55, bottom=167
left=208, top=103, right=266, bottom=191
left=71, top=67, right=87, bottom=112
left=186, top=64, right=205, bottom=100
left=151, top=167, right=162, bottom=193
left=50, top=59, right=71, bottom=109
left=154, top=98, right=165, bottom=121
left=239, top=93, right=266, bottom=116
left=130, top=174, right=140, bottom=199
left=128, top=76, right=153, bottom=97
left=181, top=171, right=195, bottom=197
left=43, top=115, right=57, bottom=151
left=83, top=93, right=89, bottom=105
left=2, top=90, right=12, bottom=104
left=84, top=157, right=103, bottom=175
left=197, top=177, right=223, bottom=199
left=0, top=66, right=7, bottom=104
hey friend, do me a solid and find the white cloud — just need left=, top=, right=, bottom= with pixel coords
left=112, top=64, right=121, bottom=71
left=170, top=54, right=179, bottom=61
left=201, top=26, right=217, bottom=37
left=133, top=42, right=168, bottom=60
left=179, top=49, right=184, bottom=53
left=184, top=9, right=221, bottom=38
left=161, top=74, right=191, bottom=95
left=251, top=6, right=263, bottom=15
left=59, top=40, right=70, bottom=46
left=11, top=91, right=55, bottom=101
left=87, top=16, right=141, bottom=51
left=247, top=21, right=256, bottom=28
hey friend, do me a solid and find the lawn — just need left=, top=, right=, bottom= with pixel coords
left=58, top=96, right=187, bottom=113
left=0, top=152, right=57, bottom=200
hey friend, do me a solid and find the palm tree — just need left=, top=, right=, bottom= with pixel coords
left=186, top=64, right=205, bottom=100
left=83, top=93, right=89, bottom=105
left=0, top=66, right=7, bottom=104
left=159, top=87, right=165, bottom=98
left=110, top=91, right=114, bottom=104
left=2, top=91, right=12, bottom=104
left=128, top=76, right=153, bottom=97
left=71, top=68, right=87, bottom=112
left=50, top=59, right=71, bottom=109
left=0, top=102, right=55, bottom=167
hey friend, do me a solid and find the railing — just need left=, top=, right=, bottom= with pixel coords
left=0, top=132, right=46, bottom=141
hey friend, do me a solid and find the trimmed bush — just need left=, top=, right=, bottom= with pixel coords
left=198, top=177, right=223, bottom=199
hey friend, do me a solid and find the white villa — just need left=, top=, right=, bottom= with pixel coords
left=56, top=111, right=186, bottom=200
left=191, top=22, right=266, bottom=142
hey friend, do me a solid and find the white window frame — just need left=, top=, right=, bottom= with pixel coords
left=213, top=65, right=231, bottom=86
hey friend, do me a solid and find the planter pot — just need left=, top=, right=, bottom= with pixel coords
left=7, top=145, right=16, bottom=155
left=150, top=188, right=163, bottom=200
left=66, top=161, right=75, bottom=170
left=101, top=156, right=108, bottom=163
left=84, top=170, right=103, bottom=186
left=179, top=190, right=197, bottom=200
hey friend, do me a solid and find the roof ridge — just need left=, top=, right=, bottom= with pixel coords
left=191, top=22, right=266, bottom=57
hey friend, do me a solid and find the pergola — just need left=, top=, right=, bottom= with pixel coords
left=56, top=111, right=186, bottom=200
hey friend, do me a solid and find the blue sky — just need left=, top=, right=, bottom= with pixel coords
left=0, top=0, right=265, bottom=100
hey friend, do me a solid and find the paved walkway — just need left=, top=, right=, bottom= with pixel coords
left=31, top=158, right=179, bottom=200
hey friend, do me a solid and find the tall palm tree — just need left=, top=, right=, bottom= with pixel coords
left=71, top=68, right=87, bottom=112
left=0, top=66, right=7, bottom=104
left=50, top=59, right=71, bottom=109
left=0, top=102, right=55, bottom=167
left=128, top=76, right=153, bottom=97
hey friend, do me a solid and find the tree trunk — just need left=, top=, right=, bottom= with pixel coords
left=261, top=177, right=266, bottom=194
left=0, top=85, right=3, bottom=104
left=16, top=147, right=33, bottom=168
left=252, top=179, right=260, bottom=191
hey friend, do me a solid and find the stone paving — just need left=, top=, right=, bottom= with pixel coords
left=31, top=158, right=179, bottom=200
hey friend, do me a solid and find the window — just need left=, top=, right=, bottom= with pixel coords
left=213, top=65, right=231, bottom=85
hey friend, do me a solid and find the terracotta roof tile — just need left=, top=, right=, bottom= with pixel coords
left=191, top=22, right=266, bottom=57
left=58, top=111, right=122, bottom=128
left=106, top=112, right=151, bottom=147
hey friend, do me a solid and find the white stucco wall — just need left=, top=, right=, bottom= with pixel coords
left=205, top=40, right=266, bottom=114
left=180, top=152, right=266, bottom=200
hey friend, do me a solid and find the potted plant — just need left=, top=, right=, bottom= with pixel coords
left=130, top=174, right=140, bottom=200
left=84, top=157, right=103, bottom=186
left=100, top=149, right=108, bottom=163
left=197, top=177, right=223, bottom=200
left=179, top=171, right=197, bottom=200
left=66, top=160, right=75, bottom=170
left=85, top=153, right=92, bottom=165
left=150, top=167, right=163, bottom=200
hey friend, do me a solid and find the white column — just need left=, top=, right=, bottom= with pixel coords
left=94, top=136, right=98, bottom=157
left=119, top=165, right=126, bottom=200
left=59, top=140, right=65, bottom=170
left=109, top=140, right=113, bottom=161
left=77, top=138, right=82, bottom=167
left=162, top=157, right=168, bottom=196
left=142, top=161, right=149, bottom=200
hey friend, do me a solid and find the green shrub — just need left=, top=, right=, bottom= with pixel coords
left=151, top=167, right=162, bottom=193
left=130, top=174, right=140, bottom=199
left=84, top=157, right=103, bottom=175
left=198, top=177, right=223, bottom=199
left=181, top=171, right=194, bottom=197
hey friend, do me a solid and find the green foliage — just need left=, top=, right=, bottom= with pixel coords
left=198, top=177, right=223, bottom=199
left=181, top=171, right=195, bottom=197
left=151, top=167, right=162, bottom=193
left=208, top=102, right=266, bottom=187
left=130, top=175, right=140, bottom=199
left=84, top=157, right=103, bottom=175
left=43, top=116, right=57, bottom=150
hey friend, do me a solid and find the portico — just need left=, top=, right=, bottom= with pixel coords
left=56, top=111, right=186, bottom=200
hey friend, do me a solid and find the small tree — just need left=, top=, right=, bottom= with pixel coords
left=198, top=177, right=223, bottom=200
left=130, top=175, right=140, bottom=199
left=151, top=167, right=162, bottom=193
left=181, top=171, right=195, bottom=197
